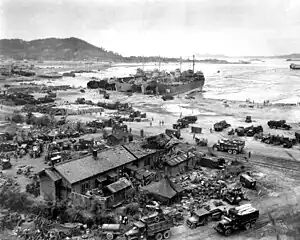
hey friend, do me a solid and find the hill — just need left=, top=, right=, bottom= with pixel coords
left=276, top=53, right=300, bottom=59
left=0, top=37, right=123, bottom=61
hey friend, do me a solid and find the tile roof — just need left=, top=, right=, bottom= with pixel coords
left=106, top=177, right=132, bottom=193
left=108, top=130, right=130, bottom=140
left=39, top=168, right=62, bottom=182
left=54, top=146, right=137, bottom=184
left=122, top=142, right=157, bottom=159
left=165, top=152, right=195, bottom=167
left=165, top=155, right=186, bottom=167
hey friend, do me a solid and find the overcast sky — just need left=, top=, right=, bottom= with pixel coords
left=1, top=0, right=300, bottom=57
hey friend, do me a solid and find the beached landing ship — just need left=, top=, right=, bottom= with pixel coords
left=37, top=72, right=63, bottom=79
left=87, top=68, right=205, bottom=95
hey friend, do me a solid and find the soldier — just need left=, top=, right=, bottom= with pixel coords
left=248, top=151, right=251, bottom=159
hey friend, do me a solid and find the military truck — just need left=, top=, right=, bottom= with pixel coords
left=178, top=116, right=197, bottom=124
left=267, top=120, right=291, bottom=130
left=29, top=145, right=41, bottom=158
left=0, top=159, right=12, bottom=170
left=235, top=127, right=245, bottom=136
left=172, top=121, right=189, bottom=130
left=124, top=212, right=173, bottom=240
left=186, top=208, right=224, bottom=229
left=213, top=139, right=245, bottom=155
left=100, top=224, right=122, bottom=240
left=162, top=95, right=174, bottom=101
left=240, top=174, right=256, bottom=189
left=222, top=188, right=245, bottom=205
left=245, top=116, right=252, bottom=123
left=214, top=204, right=259, bottom=236
left=213, top=120, right=231, bottom=132
left=244, top=125, right=263, bottom=137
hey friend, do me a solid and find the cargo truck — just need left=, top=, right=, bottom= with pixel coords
left=124, top=212, right=173, bottom=240
left=214, top=204, right=259, bottom=236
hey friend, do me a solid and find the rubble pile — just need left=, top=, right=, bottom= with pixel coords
left=26, top=181, right=40, bottom=197
left=0, top=174, right=19, bottom=187
left=174, top=167, right=247, bottom=210
left=16, top=165, right=36, bottom=178
left=0, top=211, right=22, bottom=231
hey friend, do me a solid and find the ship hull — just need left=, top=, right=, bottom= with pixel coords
left=160, top=80, right=205, bottom=95
left=141, top=79, right=205, bottom=95
left=115, top=82, right=133, bottom=92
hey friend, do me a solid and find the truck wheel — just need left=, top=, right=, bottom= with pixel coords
left=163, top=230, right=171, bottom=239
left=244, top=223, right=251, bottom=230
left=242, top=182, right=246, bottom=187
left=154, top=216, right=160, bottom=222
left=228, top=150, right=233, bottom=154
left=155, top=232, right=163, bottom=240
left=233, top=150, right=237, bottom=155
left=250, top=221, right=256, bottom=228
left=106, top=233, right=114, bottom=240
left=224, top=229, right=232, bottom=236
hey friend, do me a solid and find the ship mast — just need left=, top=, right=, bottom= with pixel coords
left=192, top=55, right=195, bottom=73
left=158, top=56, right=161, bottom=71
left=180, top=56, right=182, bottom=73
left=142, top=56, right=145, bottom=71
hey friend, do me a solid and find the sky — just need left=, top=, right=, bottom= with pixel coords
left=1, top=0, right=300, bottom=57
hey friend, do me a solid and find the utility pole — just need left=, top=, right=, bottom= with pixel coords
left=192, top=55, right=195, bottom=73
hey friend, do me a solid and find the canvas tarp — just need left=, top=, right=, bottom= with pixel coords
left=141, top=176, right=183, bottom=202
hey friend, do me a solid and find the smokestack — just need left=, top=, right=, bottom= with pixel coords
left=92, top=149, right=97, bottom=159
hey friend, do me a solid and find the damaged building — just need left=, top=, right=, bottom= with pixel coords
left=39, top=146, right=138, bottom=202
left=38, top=137, right=200, bottom=206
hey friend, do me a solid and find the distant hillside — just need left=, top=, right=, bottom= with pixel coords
left=276, top=53, right=300, bottom=59
left=0, top=37, right=123, bottom=61
left=195, top=53, right=228, bottom=58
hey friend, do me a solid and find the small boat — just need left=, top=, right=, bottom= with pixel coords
left=290, top=64, right=300, bottom=70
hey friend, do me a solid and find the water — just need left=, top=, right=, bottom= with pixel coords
left=38, top=58, right=300, bottom=104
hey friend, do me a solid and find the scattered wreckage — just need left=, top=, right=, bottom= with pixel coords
left=255, top=133, right=296, bottom=148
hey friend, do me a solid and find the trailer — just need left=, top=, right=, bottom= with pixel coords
left=186, top=208, right=224, bottom=229
left=191, top=126, right=202, bottom=134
